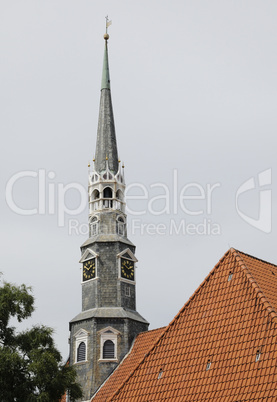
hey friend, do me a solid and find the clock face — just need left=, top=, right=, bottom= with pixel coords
left=83, top=259, right=96, bottom=281
left=121, top=258, right=135, bottom=281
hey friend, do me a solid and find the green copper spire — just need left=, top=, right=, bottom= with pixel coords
left=101, top=40, right=110, bottom=90
left=95, top=31, right=119, bottom=175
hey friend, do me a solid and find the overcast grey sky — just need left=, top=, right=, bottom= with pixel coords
left=1, top=1, right=277, bottom=360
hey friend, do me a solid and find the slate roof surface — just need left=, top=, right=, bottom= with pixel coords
left=91, top=248, right=277, bottom=401
left=81, top=235, right=134, bottom=248
left=70, top=307, right=149, bottom=326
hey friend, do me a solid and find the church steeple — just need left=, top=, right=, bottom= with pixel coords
left=69, top=24, right=148, bottom=400
left=88, top=31, right=125, bottom=230
left=95, top=34, right=119, bottom=175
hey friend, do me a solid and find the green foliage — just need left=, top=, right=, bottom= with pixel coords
left=0, top=277, right=82, bottom=401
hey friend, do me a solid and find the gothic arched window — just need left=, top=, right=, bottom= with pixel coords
left=91, top=189, right=100, bottom=211
left=103, top=171, right=113, bottom=180
left=91, top=173, right=100, bottom=183
left=103, top=340, right=115, bottom=359
left=116, top=189, right=123, bottom=201
left=103, top=187, right=112, bottom=198
left=103, top=187, right=113, bottom=208
left=92, top=189, right=100, bottom=199
left=77, top=342, right=86, bottom=362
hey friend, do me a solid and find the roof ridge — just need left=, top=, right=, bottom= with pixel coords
left=233, top=248, right=277, bottom=268
left=107, top=249, right=233, bottom=401
left=231, top=248, right=277, bottom=323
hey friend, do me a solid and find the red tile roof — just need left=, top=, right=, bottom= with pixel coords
left=92, top=248, right=277, bottom=401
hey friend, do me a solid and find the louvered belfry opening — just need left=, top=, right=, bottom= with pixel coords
left=103, top=340, right=115, bottom=359
left=77, top=342, right=86, bottom=362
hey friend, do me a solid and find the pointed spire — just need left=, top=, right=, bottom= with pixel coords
left=101, top=40, right=110, bottom=90
left=94, top=26, right=119, bottom=175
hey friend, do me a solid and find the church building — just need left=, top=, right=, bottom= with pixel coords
left=68, top=29, right=277, bottom=402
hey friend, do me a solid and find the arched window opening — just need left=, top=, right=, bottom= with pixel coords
left=91, top=189, right=100, bottom=211
left=90, top=216, right=98, bottom=236
left=104, top=187, right=112, bottom=198
left=77, top=342, right=86, bottom=362
left=116, top=189, right=124, bottom=211
left=103, top=340, right=115, bottom=359
left=92, top=189, right=100, bottom=199
left=117, top=216, right=125, bottom=236
left=103, top=187, right=113, bottom=208
left=116, top=189, right=124, bottom=201
left=99, top=327, right=119, bottom=360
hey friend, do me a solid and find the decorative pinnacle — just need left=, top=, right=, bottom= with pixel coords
left=106, top=154, right=108, bottom=160
left=88, top=162, right=91, bottom=167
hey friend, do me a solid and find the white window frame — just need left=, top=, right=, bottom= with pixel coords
left=74, top=329, right=89, bottom=364
left=98, top=327, right=120, bottom=362
left=89, top=215, right=99, bottom=236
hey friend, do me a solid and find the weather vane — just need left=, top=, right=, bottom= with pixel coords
left=105, top=15, right=112, bottom=34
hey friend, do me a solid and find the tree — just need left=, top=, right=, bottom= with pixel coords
left=0, top=277, right=83, bottom=401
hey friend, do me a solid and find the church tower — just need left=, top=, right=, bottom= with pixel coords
left=69, top=29, right=149, bottom=400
